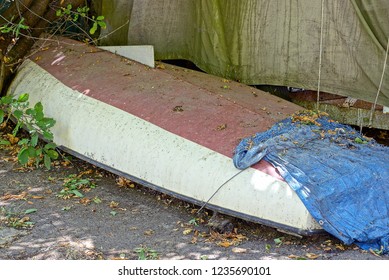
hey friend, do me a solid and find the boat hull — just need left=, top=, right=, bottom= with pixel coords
left=7, top=39, right=322, bottom=235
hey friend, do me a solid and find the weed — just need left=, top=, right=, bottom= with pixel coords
left=0, top=93, right=58, bottom=169
left=0, top=16, right=29, bottom=39
left=0, top=207, right=34, bottom=229
left=134, top=246, right=159, bottom=260
left=57, top=174, right=96, bottom=199
left=54, top=4, right=106, bottom=38
left=274, top=237, right=284, bottom=247
left=188, top=217, right=199, bottom=226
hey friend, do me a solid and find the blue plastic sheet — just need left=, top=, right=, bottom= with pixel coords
left=233, top=111, right=389, bottom=253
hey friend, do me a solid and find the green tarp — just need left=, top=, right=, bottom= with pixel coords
left=97, top=0, right=389, bottom=107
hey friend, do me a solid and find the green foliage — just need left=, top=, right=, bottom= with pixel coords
left=0, top=17, right=29, bottom=39
left=57, top=174, right=96, bottom=199
left=55, top=4, right=106, bottom=36
left=188, top=217, right=199, bottom=226
left=134, top=246, right=159, bottom=260
left=0, top=93, right=58, bottom=169
left=354, top=137, right=368, bottom=144
left=0, top=206, right=35, bottom=229
left=89, top=15, right=106, bottom=35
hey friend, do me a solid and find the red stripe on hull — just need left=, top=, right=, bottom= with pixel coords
left=31, top=38, right=302, bottom=180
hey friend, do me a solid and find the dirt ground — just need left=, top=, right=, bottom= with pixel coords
left=0, top=146, right=388, bottom=261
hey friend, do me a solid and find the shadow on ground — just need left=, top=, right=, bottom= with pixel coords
left=0, top=148, right=387, bottom=260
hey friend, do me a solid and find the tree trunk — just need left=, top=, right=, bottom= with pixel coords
left=0, top=0, right=85, bottom=95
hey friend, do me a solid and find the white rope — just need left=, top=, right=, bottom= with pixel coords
left=316, top=0, right=325, bottom=111
left=368, top=37, right=389, bottom=127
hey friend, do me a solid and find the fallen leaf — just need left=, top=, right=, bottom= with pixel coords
left=61, top=160, right=71, bottom=167
left=216, top=124, right=227, bottom=131
left=305, top=253, right=320, bottom=259
left=78, top=169, right=93, bottom=177
left=232, top=247, right=247, bottom=253
left=218, top=241, right=233, bottom=248
left=274, top=237, right=284, bottom=246
left=1, top=191, right=28, bottom=200
left=288, top=255, right=303, bottom=259
left=172, top=105, right=184, bottom=112
left=24, top=208, right=37, bottom=214
left=6, top=134, right=19, bottom=145
left=31, top=195, right=44, bottom=199
left=183, top=229, right=192, bottom=235
left=156, top=63, right=165, bottom=69
left=144, top=229, right=154, bottom=236
left=79, top=198, right=91, bottom=205
left=109, top=201, right=119, bottom=208
left=335, top=244, right=345, bottom=251
left=116, top=177, right=135, bottom=188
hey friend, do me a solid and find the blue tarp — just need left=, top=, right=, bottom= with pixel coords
left=233, top=111, right=389, bottom=254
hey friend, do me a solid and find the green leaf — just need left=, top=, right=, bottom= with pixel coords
left=35, top=111, right=44, bottom=121
left=18, top=138, right=29, bottom=145
left=26, top=108, right=35, bottom=116
left=43, top=131, right=53, bottom=141
left=12, top=121, right=22, bottom=136
left=96, top=15, right=105, bottom=21
left=71, top=190, right=84, bottom=198
left=0, top=109, right=4, bottom=123
left=35, top=148, right=42, bottom=156
left=13, top=109, right=23, bottom=120
left=110, top=211, right=117, bottom=216
left=37, top=118, right=56, bottom=129
left=24, top=208, right=37, bottom=214
left=30, top=133, right=39, bottom=147
left=34, top=102, right=43, bottom=113
left=354, top=137, right=367, bottom=144
left=44, top=142, right=57, bottom=150
left=27, top=146, right=36, bottom=157
left=1, top=96, right=13, bottom=105
left=46, top=149, right=59, bottom=160
left=274, top=237, right=284, bottom=247
left=98, top=21, right=106, bottom=28
left=18, top=147, right=29, bottom=165
left=44, top=154, right=51, bottom=170
left=17, top=93, right=29, bottom=103
left=89, top=22, right=98, bottom=35
left=56, top=9, right=62, bottom=17
left=0, top=139, right=11, bottom=145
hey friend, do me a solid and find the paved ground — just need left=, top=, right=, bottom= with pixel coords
left=0, top=146, right=388, bottom=260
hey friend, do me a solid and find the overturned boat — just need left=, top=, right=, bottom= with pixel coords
left=7, top=37, right=322, bottom=235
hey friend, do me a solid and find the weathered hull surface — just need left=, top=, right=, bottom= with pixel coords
left=8, top=38, right=322, bottom=234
